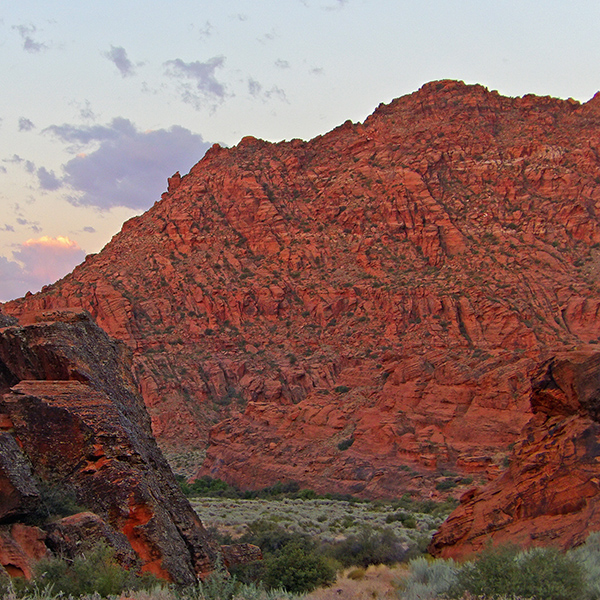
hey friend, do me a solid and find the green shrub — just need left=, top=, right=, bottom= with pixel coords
left=261, top=541, right=335, bottom=593
left=25, top=479, right=87, bottom=525
left=453, top=544, right=584, bottom=600
left=434, top=478, right=457, bottom=491
left=233, top=521, right=334, bottom=593
left=327, top=526, right=408, bottom=567
left=569, top=531, right=600, bottom=599
left=385, top=511, right=417, bottom=528
left=400, top=556, right=458, bottom=600
left=334, top=386, right=350, bottom=394
left=29, top=544, right=157, bottom=597
left=337, top=437, right=354, bottom=451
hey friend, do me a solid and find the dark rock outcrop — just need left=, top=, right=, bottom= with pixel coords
left=429, top=350, right=600, bottom=559
left=0, top=310, right=218, bottom=583
left=45, top=512, right=140, bottom=569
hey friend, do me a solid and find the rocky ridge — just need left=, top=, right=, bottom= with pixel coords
left=0, top=309, right=218, bottom=583
left=4, top=80, right=600, bottom=497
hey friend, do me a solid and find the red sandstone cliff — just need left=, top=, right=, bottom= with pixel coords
left=429, top=350, right=600, bottom=559
left=0, top=309, right=218, bottom=583
left=4, top=80, right=600, bottom=496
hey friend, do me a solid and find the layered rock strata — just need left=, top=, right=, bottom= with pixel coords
left=429, top=350, right=600, bottom=558
left=4, top=81, right=600, bottom=496
left=0, top=309, right=218, bottom=583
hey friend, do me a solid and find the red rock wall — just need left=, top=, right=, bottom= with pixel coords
left=4, top=81, right=600, bottom=496
left=429, top=350, right=600, bottom=558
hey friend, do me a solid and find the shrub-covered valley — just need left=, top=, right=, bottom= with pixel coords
left=3, top=80, right=600, bottom=597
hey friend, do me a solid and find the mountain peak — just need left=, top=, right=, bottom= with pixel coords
left=5, top=81, right=600, bottom=501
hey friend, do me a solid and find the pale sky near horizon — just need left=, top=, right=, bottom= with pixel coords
left=1, top=0, right=599, bottom=301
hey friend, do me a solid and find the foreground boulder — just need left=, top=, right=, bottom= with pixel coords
left=0, top=309, right=218, bottom=583
left=429, top=350, right=600, bottom=559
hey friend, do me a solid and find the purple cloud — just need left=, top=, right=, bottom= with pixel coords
left=103, top=46, right=136, bottom=77
left=248, top=78, right=262, bottom=97
left=43, top=118, right=210, bottom=210
left=18, top=117, right=35, bottom=132
left=3, top=155, right=24, bottom=164
left=12, top=24, right=48, bottom=53
left=44, top=117, right=134, bottom=147
left=164, top=57, right=227, bottom=108
left=247, top=78, right=287, bottom=103
left=37, top=167, right=62, bottom=191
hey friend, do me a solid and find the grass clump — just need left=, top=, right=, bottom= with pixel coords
left=22, top=544, right=158, bottom=598
left=346, top=567, right=366, bottom=580
left=399, top=556, right=458, bottom=600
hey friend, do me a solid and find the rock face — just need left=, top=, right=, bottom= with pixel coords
left=0, top=310, right=218, bottom=583
left=4, top=80, right=600, bottom=496
left=429, top=350, right=600, bottom=559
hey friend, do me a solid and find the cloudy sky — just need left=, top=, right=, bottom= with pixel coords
left=1, top=1, right=599, bottom=301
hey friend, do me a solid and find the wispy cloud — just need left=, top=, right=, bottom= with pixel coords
left=275, top=59, right=290, bottom=69
left=103, top=45, right=137, bottom=78
left=18, top=117, right=35, bottom=132
left=12, top=24, right=49, bottom=53
left=258, top=29, right=277, bottom=44
left=325, top=0, right=349, bottom=10
left=164, top=57, right=227, bottom=109
left=247, top=78, right=287, bottom=103
left=196, top=21, right=213, bottom=41
left=43, top=117, right=211, bottom=210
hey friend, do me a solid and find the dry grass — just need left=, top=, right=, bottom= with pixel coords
left=304, top=564, right=408, bottom=600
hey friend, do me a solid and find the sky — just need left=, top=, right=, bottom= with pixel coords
left=1, top=0, right=600, bottom=302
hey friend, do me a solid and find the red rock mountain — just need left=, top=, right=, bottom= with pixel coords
left=5, top=80, right=600, bottom=498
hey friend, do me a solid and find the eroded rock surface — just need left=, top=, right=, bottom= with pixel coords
left=4, top=81, right=600, bottom=495
left=0, top=311, right=218, bottom=583
left=429, top=350, right=600, bottom=559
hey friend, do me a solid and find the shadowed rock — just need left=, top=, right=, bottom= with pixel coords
left=429, top=349, right=600, bottom=559
left=0, top=310, right=219, bottom=583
